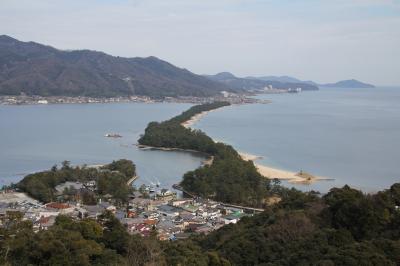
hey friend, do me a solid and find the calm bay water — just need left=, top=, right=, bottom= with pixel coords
left=1, top=87, right=399, bottom=193
left=193, top=87, right=400, bottom=193
left=0, top=102, right=204, bottom=188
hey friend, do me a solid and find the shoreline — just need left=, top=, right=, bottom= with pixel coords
left=0, top=94, right=270, bottom=106
left=136, top=144, right=213, bottom=165
left=238, top=152, right=333, bottom=184
left=181, top=110, right=217, bottom=128
left=179, top=107, right=333, bottom=185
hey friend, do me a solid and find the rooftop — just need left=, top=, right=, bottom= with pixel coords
left=46, top=202, right=71, bottom=209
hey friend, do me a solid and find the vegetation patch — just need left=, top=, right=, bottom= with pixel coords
left=16, top=159, right=136, bottom=203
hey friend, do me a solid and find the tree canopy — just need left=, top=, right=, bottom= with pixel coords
left=2, top=184, right=400, bottom=265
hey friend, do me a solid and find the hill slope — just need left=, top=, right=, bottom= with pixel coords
left=0, top=35, right=229, bottom=98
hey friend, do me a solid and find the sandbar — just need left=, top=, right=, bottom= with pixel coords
left=239, top=152, right=332, bottom=184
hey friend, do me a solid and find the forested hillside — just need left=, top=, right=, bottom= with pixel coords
left=2, top=184, right=400, bottom=265
left=191, top=183, right=400, bottom=265
left=0, top=35, right=230, bottom=98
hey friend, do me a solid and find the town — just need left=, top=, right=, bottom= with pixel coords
left=0, top=176, right=259, bottom=242
left=0, top=92, right=270, bottom=106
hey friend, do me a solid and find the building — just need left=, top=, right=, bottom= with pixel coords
left=222, top=215, right=239, bottom=224
left=36, top=215, right=56, bottom=230
left=157, top=205, right=180, bottom=218
left=45, top=202, right=75, bottom=214
left=55, top=181, right=84, bottom=194
left=156, top=189, right=177, bottom=201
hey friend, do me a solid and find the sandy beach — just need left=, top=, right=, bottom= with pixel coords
left=181, top=110, right=214, bottom=128
left=239, top=152, right=264, bottom=161
left=239, top=152, right=332, bottom=184
left=181, top=109, right=333, bottom=184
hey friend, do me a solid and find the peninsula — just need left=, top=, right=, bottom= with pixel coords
left=138, top=101, right=269, bottom=207
left=168, top=102, right=331, bottom=184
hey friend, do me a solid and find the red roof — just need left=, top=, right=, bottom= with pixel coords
left=46, top=202, right=71, bottom=209
left=144, top=219, right=157, bottom=226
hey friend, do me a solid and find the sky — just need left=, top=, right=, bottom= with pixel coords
left=1, top=0, right=399, bottom=85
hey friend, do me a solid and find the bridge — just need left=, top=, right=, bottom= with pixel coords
left=219, top=203, right=264, bottom=213
left=172, top=184, right=196, bottom=198
left=172, top=184, right=265, bottom=213
left=126, top=175, right=139, bottom=186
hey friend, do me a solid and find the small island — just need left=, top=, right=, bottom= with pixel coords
left=322, top=79, right=375, bottom=88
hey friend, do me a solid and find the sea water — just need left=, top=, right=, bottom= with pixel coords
left=193, top=87, right=400, bottom=193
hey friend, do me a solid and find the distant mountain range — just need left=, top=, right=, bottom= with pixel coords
left=246, top=75, right=318, bottom=86
left=205, top=72, right=375, bottom=90
left=204, top=72, right=319, bottom=91
left=247, top=75, right=375, bottom=88
left=0, top=35, right=375, bottom=98
left=0, top=35, right=230, bottom=98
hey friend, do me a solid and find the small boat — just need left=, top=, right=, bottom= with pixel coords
left=149, top=186, right=156, bottom=193
left=104, top=133, right=122, bottom=138
left=156, top=181, right=160, bottom=187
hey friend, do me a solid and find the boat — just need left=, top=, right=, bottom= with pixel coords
left=104, top=133, right=122, bottom=138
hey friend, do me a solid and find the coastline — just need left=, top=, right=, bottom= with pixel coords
left=179, top=106, right=333, bottom=185
left=181, top=110, right=216, bottom=128
left=0, top=94, right=270, bottom=106
left=238, top=152, right=333, bottom=184
left=137, top=144, right=205, bottom=154
left=136, top=144, right=213, bottom=166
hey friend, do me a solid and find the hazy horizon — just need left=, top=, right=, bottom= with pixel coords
left=1, top=0, right=399, bottom=86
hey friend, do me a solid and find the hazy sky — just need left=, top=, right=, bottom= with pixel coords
left=1, top=0, right=399, bottom=85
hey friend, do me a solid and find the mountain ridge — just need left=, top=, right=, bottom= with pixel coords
left=208, top=71, right=375, bottom=89
left=0, top=35, right=230, bottom=98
